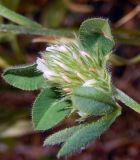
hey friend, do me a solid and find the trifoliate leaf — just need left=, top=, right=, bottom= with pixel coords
left=32, top=88, right=70, bottom=130
left=115, top=88, right=140, bottom=113
left=44, top=125, right=84, bottom=145
left=79, top=18, right=114, bottom=57
left=2, top=63, right=44, bottom=90
left=72, top=87, right=116, bottom=115
left=58, top=108, right=121, bottom=157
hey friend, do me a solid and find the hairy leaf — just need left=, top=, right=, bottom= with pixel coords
left=58, top=108, right=121, bottom=157
left=115, top=88, right=140, bottom=113
left=44, top=125, right=84, bottom=145
left=73, top=87, right=114, bottom=105
left=2, top=63, right=44, bottom=90
left=72, top=87, right=115, bottom=115
left=79, top=18, right=114, bottom=57
left=32, top=89, right=70, bottom=130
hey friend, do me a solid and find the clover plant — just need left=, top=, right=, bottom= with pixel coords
left=2, top=13, right=140, bottom=157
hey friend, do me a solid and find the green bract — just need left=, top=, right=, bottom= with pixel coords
left=2, top=18, right=140, bottom=157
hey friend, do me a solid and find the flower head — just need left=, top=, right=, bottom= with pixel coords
left=36, top=42, right=110, bottom=94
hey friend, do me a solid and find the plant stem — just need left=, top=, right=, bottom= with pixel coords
left=0, top=4, right=42, bottom=28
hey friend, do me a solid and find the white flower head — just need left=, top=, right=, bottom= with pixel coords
left=36, top=43, right=110, bottom=93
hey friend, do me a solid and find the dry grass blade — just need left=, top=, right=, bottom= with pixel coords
left=115, top=5, right=140, bottom=27
left=63, top=0, right=93, bottom=13
left=32, top=36, right=75, bottom=44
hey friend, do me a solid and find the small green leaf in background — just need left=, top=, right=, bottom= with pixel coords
left=44, top=125, right=84, bottom=146
left=42, top=0, right=67, bottom=28
left=2, top=63, right=44, bottom=90
left=115, top=88, right=140, bottom=113
left=58, top=108, right=121, bottom=157
left=32, top=88, right=70, bottom=130
left=0, top=0, right=20, bottom=11
left=72, top=87, right=115, bottom=115
left=79, top=18, right=114, bottom=57
left=0, top=57, right=9, bottom=68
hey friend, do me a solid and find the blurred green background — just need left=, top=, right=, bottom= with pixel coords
left=0, top=0, right=140, bottom=160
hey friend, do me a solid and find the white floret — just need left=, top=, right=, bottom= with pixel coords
left=46, top=45, right=67, bottom=52
left=36, top=57, right=57, bottom=80
left=83, top=79, right=96, bottom=87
